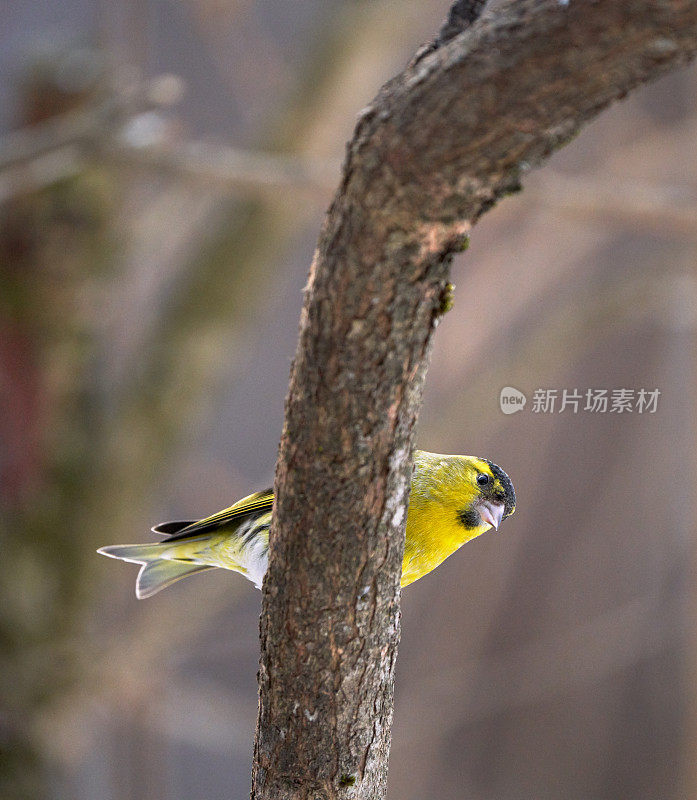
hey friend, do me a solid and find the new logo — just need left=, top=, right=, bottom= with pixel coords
left=499, top=386, right=527, bottom=414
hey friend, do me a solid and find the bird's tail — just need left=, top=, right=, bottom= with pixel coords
left=97, top=543, right=214, bottom=599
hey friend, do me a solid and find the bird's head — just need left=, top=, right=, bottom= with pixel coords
left=453, top=457, right=516, bottom=533
left=411, top=451, right=516, bottom=539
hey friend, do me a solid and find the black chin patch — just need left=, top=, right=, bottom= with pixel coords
left=457, top=508, right=481, bottom=528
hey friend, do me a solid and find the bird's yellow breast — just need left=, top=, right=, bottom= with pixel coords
left=401, top=502, right=489, bottom=586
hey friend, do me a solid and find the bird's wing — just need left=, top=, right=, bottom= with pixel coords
left=158, top=488, right=274, bottom=542
left=151, top=520, right=197, bottom=536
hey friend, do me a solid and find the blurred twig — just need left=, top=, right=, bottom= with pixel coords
left=0, top=101, right=338, bottom=204
left=526, top=171, right=697, bottom=236
left=0, top=101, right=120, bottom=169
left=104, top=138, right=340, bottom=200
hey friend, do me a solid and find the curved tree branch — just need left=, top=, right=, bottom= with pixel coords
left=253, top=2, right=697, bottom=798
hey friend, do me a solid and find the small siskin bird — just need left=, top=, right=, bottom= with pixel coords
left=98, top=451, right=515, bottom=598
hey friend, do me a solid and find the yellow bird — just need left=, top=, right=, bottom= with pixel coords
left=98, top=451, right=515, bottom=598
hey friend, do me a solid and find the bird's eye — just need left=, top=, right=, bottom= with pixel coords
left=476, top=473, right=490, bottom=486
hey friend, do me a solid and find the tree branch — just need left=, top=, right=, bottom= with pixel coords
left=253, top=1, right=697, bottom=798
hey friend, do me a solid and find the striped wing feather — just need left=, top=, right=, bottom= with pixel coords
left=158, top=489, right=274, bottom=542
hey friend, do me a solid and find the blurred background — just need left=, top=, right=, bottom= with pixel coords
left=2, top=1, right=697, bottom=799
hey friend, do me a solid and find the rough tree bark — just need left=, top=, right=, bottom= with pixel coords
left=252, top=1, right=697, bottom=798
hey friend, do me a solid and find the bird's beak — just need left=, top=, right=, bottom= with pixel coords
left=478, top=500, right=505, bottom=531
